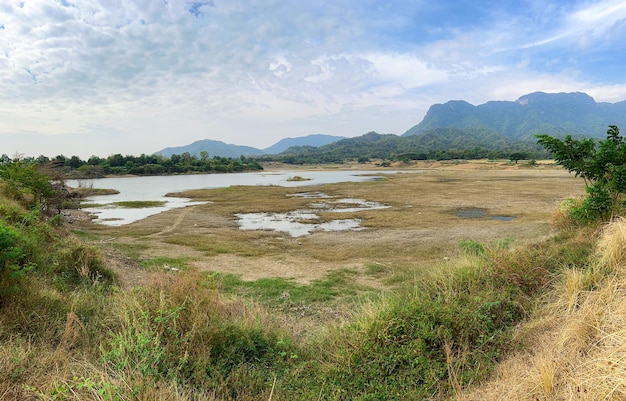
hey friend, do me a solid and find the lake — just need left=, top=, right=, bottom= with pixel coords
left=67, top=170, right=405, bottom=226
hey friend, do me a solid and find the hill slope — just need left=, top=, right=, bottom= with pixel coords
left=270, top=129, right=545, bottom=163
left=156, top=139, right=264, bottom=158
left=155, top=135, right=345, bottom=158
left=403, top=92, right=626, bottom=140
left=262, top=134, right=345, bottom=154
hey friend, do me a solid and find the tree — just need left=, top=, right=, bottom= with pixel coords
left=509, top=152, right=527, bottom=164
left=537, top=125, right=626, bottom=221
left=0, top=161, right=61, bottom=213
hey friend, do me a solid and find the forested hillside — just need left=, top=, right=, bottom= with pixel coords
left=262, top=129, right=549, bottom=164
left=403, top=92, right=626, bottom=140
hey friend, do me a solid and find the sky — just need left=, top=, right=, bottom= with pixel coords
left=1, top=0, right=626, bottom=159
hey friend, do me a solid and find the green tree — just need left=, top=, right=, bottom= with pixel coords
left=537, top=125, right=626, bottom=221
left=509, top=152, right=527, bottom=164
left=0, top=162, right=54, bottom=208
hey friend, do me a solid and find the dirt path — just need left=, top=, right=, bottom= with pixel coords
left=148, top=204, right=193, bottom=237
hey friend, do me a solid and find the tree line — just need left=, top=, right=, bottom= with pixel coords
left=0, top=152, right=263, bottom=178
left=255, top=129, right=551, bottom=165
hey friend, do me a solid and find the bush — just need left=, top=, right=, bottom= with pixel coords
left=101, top=272, right=295, bottom=396
left=537, top=125, right=626, bottom=223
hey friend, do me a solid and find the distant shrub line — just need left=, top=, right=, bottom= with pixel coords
left=1, top=152, right=263, bottom=179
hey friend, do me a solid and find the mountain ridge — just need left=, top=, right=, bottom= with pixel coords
left=155, top=134, right=345, bottom=158
left=155, top=92, right=626, bottom=161
left=403, top=91, right=626, bottom=140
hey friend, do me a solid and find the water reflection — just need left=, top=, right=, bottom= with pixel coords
left=82, top=198, right=206, bottom=227
left=236, top=193, right=390, bottom=237
left=68, top=170, right=402, bottom=225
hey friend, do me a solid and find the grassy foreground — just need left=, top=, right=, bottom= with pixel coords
left=1, top=167, right=625, bottom=399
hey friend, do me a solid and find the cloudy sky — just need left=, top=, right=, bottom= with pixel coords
left=2, top=0, right=626, bottom=158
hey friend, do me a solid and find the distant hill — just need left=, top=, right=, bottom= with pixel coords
left=155, top=134, right=345, bottom=158
left=155, top=92, right=626, bottom=163
left=262, top=134, right=345, bottom=154
left=403, top=92, right=626, bottom=140
left=268, top=128, right=546, bottom=164
left=156, top=139, right=264, bottom=159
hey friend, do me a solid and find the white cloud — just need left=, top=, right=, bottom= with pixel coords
left=0, top=0, right=625, bottom=158
left=361, top=53, right=448, bottom=89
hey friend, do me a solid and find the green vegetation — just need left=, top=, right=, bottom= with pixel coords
left=215, top=268, right=374, bottom=311
left=537, top=125, right=626, bottom=222
left=1, top=152, right=263, bottom=179
left=258, top=129, right=550, bottom=165
left=286, top=175, right=311, bottom=182
left=114, top=200, right=166, bottom=208
left=0, top=158, right=621, bottom=400
left=404, top=92, right=626, bottom=141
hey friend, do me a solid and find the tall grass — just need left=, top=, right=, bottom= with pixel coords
left=460, top=218, right=626, bottom=400
left=293, top=233, right=594, bottom=400
left=4, top=176, right=622, bottom=400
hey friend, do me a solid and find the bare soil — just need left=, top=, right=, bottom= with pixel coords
left=70, top=161, right=585, bottom=289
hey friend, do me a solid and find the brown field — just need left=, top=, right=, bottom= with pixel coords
left=72, top=161, right=586, bottom=291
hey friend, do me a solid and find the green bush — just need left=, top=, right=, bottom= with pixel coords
left=52, top=238, right=116, bottom=287
left=537, top=125, right=626, bottom=223
left=100, top=274, right=295, bottom=397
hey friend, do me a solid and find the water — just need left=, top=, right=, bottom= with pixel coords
left=456, top=208, right=516, bottom=222
left=235, top=194, right=390, bottom=237
left=67, top=170, right=401, bottom=226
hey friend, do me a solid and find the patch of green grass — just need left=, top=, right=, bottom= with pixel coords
left=164, top=234, right=263, bottom=256
left=104, top=243, right=149, bottom=260
left=140, top=256, right=193, bottom=271
left=286, top=176, right=311, bottom=182
left=364, top=262, right=392, bottom=276
left=70, top=230, right=100, bottom=241
left=214, top=269, right=371, bottom=308
left=115, top=201, right=166, bottom=208
left=80, top=201, right=165, bottom=209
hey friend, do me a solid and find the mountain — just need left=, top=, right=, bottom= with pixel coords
left=403, top=92, right=626, bottom=140
left=270, top=128, right=546, bottom=164
left=154, top=92, right=626, bottom=162
left=156, top=139, right=265, bottom=159
left=262, top=134, right=345, bottom=154
left=155, top=134, right=345, bottom=158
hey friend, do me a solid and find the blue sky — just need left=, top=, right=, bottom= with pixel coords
left=1, top=0, right=626, bottom=158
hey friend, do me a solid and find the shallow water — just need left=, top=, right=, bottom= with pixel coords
left=67, top=170, right=403, bottom=225
left=456, top=207, right=516, bottom=221
left=235, top=194, right=390, bottom=237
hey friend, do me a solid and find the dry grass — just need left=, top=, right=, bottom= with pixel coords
left=9, top=161, right=626, bottom=400
left=459, top=218, right=626, bottom=401
left=73, top=166, right=585, bottom=288
left=596, top=217, right=626, bottom=272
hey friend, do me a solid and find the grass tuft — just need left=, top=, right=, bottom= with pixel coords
left=596, top=217, right=626, bottom=272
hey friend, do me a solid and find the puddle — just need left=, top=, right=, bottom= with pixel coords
left=236, top=192, right=389, bottom=237
left=287, top=192, right=333, bottom=199
left=456, top=208, right=487, bottom=218
left=311, top=198, right=391, bottom=213
left=492, top=215, right=516, bottom=221
left=82, top=198, right=206, bottom=226
left=456, top=208, right=516, bottom=222
left=235, top=212, right=363, bottom=237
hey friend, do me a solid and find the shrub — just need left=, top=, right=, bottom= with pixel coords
left=101, top=272, right=295, bottom=397
left=537, top=125, right=626, bottom=223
